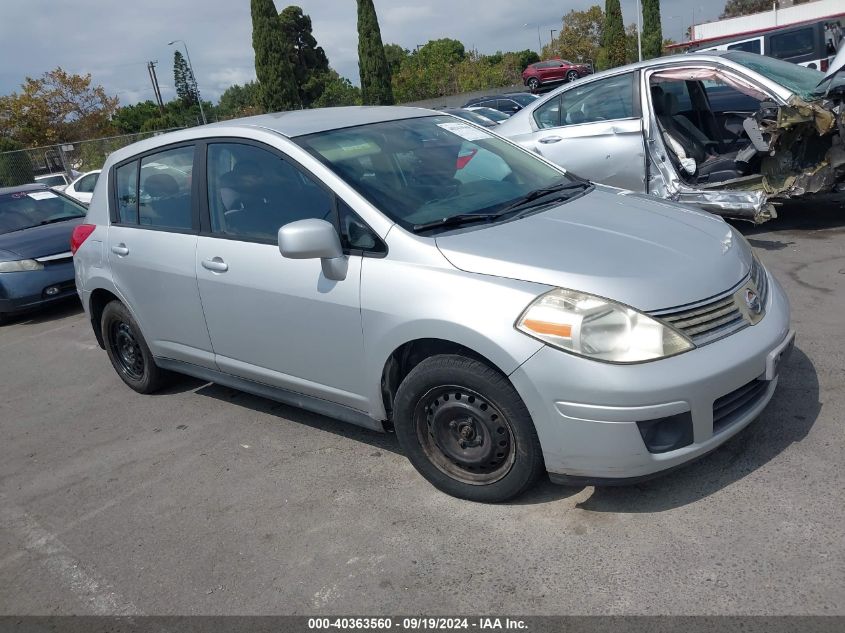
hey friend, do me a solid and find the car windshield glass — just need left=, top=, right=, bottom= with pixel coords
left=296, top=115, right=572, bottom=231
left=445, top=110, right=497, bottom=127
left=0, top=190, right=86, bottom=235
left=508, top=93, right=538, bottom=106
left=724, top=51, right=845, bottom=98
left=36, top=175, right=66, bottom=187
left=474, top=108, right=509, bottom=122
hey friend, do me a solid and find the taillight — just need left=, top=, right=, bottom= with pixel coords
left=71, top=224, right=96, bottom=255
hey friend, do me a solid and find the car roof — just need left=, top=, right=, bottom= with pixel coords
left=0, top=183, right=48, bottom=195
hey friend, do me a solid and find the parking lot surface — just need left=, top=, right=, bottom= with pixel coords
left=1, top=204, right=843, bottom=615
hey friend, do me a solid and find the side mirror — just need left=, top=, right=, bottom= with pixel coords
left=278, top=218, right=347, bottom=281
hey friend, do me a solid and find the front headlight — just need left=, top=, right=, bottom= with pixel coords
left=516, top=288, right=693, bottom=363
left=0, top=259, right=44, bottom=272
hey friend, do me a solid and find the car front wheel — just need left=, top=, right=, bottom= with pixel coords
left=393, top=354, right=544, bottom=502
left=101, top=301, right=170, bottom=394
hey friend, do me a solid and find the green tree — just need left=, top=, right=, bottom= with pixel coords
left=217, top=82, right=264, bottom=119
left=0, top=137, right=33, bottom=187
left=251, top=0, right=300, bottom=112
left=357, top=0, right=394, bottom=105
left=601, top=0, right=627, bottom=69
left=624, top=23, right=639, bottom=64
left=514, top=50, right=541, bottom=71
left=0, top=68, right=118, bottom=146
left=720, top=0, right=811, bottom=19
left=641, top=0, right=663, bottom=59
left=416, top=38, right=466, bottom=66
left=173, top=51, right=198, bottom=106
left=312, top=71, right=362, bottom=107
left=383, top=43, right=409, bottom=76
left=542, top=6, right=604, bottom=66
left=279, top=5, right=330, bottom=107
left=112, top=101, right=162, bottom=134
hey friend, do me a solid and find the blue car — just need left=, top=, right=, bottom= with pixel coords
left=0, top=184, right=86, bottom=324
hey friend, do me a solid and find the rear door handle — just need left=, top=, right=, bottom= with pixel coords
left=111, top=243, right=129, bottom=256
left=202, top=257, right=228, bottom=273
left=539, top=136, right=563, bottom=144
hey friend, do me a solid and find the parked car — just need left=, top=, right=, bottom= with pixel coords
left=437, top=108, right=499, bottom=127
left=466, top=106, right=510, bottom=124
left=497, top=50, right=845, bottom=223
left=74, top=107, right=793, bottom=501
left=522, top=59, right=593, bottom=91
left=0, top=184, right=86, bottom=324
left=34, top=173, right=71, bottom=191
left=462, top=92, right=539, bottom=114
left=63, top=169, right=101, bottom=204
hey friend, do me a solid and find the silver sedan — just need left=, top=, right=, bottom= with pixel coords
left=496, top=51, right=845, bottom=223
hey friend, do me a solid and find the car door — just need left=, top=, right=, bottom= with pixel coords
left=527, top=71, right=646, bottom=192
left=194, top=140, right=368, bottom=411
left=108, top=144, right=216, bottom=369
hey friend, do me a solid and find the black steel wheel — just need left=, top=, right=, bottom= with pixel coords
left=393, top=354, right=544, bottom=502
left=415, top=385, right=515, bottom=485
left=101, top=301, right=170, bottom=394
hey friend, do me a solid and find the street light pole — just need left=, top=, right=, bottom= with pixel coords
left=636, top=0, right=643, bottom=62
left=167, top=39, right=207, bottom=125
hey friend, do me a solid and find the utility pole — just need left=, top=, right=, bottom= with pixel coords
left=636, top=0, right=643, bottom=62
left=147, top=61, right=165, bottom=114
left=550, top=29, right=557, bottom=45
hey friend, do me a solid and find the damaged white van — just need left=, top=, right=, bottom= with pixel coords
left=497, top=50, right=845, bottom=223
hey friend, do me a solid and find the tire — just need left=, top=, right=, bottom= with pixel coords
left=527, top=77, right=540, bottom=91
left=101, top=301, right=170, bottom=394
left=566, top=70, right=579, bottom=82
left=393, top=354, right=544, bottom=502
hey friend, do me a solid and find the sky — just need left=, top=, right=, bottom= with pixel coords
left=0, top=0, right=722, bottom=107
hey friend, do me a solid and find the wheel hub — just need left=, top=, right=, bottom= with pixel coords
left=416, top=386, right=515, bottom=484
left=110, top=321, right=144, bottom=380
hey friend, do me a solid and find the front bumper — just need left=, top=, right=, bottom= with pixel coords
left=509, top=272, right=792, bottom=482
left=0, top=260, right=77, bottom=315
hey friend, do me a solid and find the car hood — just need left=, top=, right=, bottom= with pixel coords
left=0, top=218, right=83, bottom=260
left=435, top=188, right=751, bottom=312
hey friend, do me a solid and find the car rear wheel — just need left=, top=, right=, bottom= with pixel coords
left=393, top=354, right=544, bottom=502
left=566, top=70, right=579, bottom=82
left=101, top=301, right=170, bottom=394
left=527, top=77, right=540, bottom=91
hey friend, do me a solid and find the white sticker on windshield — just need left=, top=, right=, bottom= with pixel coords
left=437, top=121, right=492, bottom=141
left=28, top=191, right=58, bottom=200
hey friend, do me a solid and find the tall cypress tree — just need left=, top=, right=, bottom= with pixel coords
left=173, top=51, right=197, bottom=106
left=356, top=0, right=394, bottom=105
left=602, top=0, right=627, bottom=69
left=279, top=5, right=330, bottom=107
left=642, top=0, right=663, bottom=60
left=251, top=0, right=300, bottom=112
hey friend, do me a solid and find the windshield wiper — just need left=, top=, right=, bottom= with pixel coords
left=496, top=181, right=590, bottom=217
left=39, top=216, right=81, bottom=226
left=412, top=213, right=502, bottom=232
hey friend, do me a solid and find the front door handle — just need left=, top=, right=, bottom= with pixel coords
left=111, top=243, right=129, bottom=256
left=539, top=136, right=563, bottom=144
left=202, top=257, right=228, bottom=273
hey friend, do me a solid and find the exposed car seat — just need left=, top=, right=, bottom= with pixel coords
left=651, top=86, right=742, bottom=184
left=141, top=173, right=191, bottom=227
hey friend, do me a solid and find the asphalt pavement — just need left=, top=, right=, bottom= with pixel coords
left=0, top=202, right=843, bottom=615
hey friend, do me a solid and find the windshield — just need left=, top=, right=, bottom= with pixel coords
left=445, top=110, right=497, bottom=127
left=0, top=189, right=86, bottom=235
left=508, top=93, right=539, bottom=106
left=472, top=107, right=509, bottom=122
left=724, top=51, right=845, bottom=99
left=296, top=115, right=572, bottom=231
left=35, top=175, right=67, bottom=187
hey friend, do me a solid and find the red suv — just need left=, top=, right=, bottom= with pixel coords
left=522, top=59, right=592, bottom=91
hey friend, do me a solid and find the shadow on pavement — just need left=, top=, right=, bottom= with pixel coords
left=736, top=199, right=845, bottom=237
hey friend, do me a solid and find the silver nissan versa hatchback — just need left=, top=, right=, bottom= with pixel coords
left=73, top=107, right=794, bottom=502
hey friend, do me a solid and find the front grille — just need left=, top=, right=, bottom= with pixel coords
left=652, top=290, right=747, bottom=345
left=712, top=377, right=770, bottom=434
left=650, top=259, right=769, bottom=347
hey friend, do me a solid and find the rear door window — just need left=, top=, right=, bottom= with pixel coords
left=138, top=146, right=194, bottom=229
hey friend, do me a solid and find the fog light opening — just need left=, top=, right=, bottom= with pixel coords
left=636, top=412, right=694, bottom=454
left=45, top=286, right=60, bottom=296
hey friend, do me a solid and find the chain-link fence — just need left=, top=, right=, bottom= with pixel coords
left=0, top=128, right=185, bottom=188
